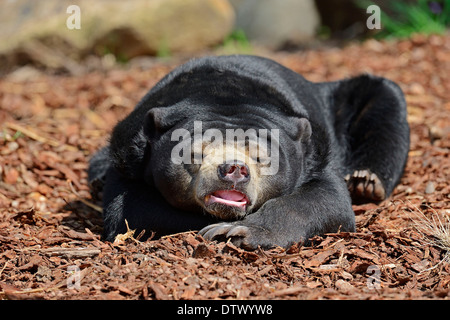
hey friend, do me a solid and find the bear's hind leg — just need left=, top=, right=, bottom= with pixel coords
left=332, top=75, right=410, bottom=203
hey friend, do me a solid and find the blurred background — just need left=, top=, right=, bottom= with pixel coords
left=0, top=3, right=449, bottom=300
left=0, top=0, right=449, bottom=75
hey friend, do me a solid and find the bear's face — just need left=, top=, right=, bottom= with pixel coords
left=143, top=104, right=311, bottom=221
left=191, top=138, right=271, bottom=220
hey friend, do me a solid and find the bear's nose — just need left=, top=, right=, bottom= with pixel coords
left=217, top=161, right=250, bottom=185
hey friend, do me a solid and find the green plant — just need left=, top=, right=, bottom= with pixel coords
left=359, top=0, right=450, bottom=38
left=157, top=36, right=171, bottom=58
left=219, top=29, right=252, bottom=54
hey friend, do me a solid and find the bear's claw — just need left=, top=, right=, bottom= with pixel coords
left=200, top=223, right=250, bottom=240
left=199, top=223, right=258, bottom=249
left=345, top=170, right=386, bottom=202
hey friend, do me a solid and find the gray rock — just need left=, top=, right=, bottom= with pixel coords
left=0, top=0, right=235, bottom=68
left=230, top=0, right=320, bottom=49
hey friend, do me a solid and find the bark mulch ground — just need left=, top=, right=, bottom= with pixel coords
left=0, top=33, right=449, bottom=300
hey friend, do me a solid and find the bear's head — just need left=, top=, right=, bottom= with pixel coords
left=142, top=102, right=312, bottom=221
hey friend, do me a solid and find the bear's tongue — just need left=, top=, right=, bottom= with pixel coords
left=207, top=190, right=247, bottom=209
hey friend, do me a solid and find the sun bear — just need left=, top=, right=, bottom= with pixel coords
left=88, top=55, right=409, bottom=249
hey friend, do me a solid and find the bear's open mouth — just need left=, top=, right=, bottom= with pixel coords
left=205, top=190, right=249, bottom=210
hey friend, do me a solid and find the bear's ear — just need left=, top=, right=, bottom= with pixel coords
left=143, top=108, right=165, bottom=140
left=294, top=118, right=312, bottom=143
left=143, top=106, right=188, bottom=139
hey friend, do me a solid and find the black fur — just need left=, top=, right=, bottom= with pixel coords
left=88, top=55, right=409, bottom=249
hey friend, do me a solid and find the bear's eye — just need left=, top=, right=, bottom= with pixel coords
left=249, top=154, right=261, bottom=164
left=251, top=154, right=270, bottom=165
left=190, top=152, right=204, bottom=164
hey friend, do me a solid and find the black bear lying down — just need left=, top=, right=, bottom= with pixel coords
left=88, top=55, right=409, bottom=249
